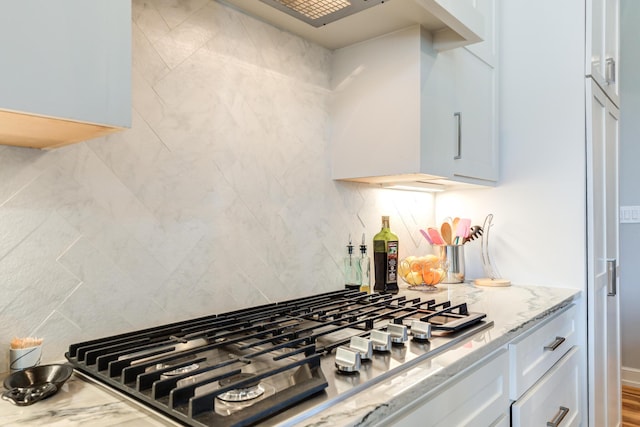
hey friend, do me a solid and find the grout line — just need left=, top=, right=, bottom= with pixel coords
left=0, top=164, right=48, bottom=209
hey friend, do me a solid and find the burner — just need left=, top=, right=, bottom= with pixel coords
left=217, top=373, right=265, bottom=402
left=159, top=362, right=200, bottom=379
left=66, top=289, right=488, bottom=427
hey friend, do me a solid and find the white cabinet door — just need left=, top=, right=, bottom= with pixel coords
left=586, top=78, right=621, bottom=427
left=422, top=45, right=498, bottom=184
left=423, top=0, right=498, bottom=184
left=330, top=0, right=498, bottom=188
left=588, top=0, right=620, bottom=105
left=387, top=348, right=509, bottom=427
left=0, top=0, right=131, bottom=126
left=0, top=0, right=131, bottom=148
left=453, top=46, right=498, bottom=183
left=511, top=346, right=581, bottom=427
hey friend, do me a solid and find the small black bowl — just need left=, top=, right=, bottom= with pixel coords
left=4, top=364, right=73, bottom=391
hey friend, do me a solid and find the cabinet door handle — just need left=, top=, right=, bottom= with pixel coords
left=605, top=57, right=616, bottom=85
left=544, top=336, right=566, bottom=351
left=547, top=406, right=570, bottom=427
left=454, top=112, right=462, bottom=160
left=607, top=259, right=617, bottom=296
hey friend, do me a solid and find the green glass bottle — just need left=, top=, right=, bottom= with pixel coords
left=373, top=216, right=399, bottom=294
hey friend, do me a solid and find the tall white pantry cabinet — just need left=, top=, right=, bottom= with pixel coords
left=587, top=0, right=621, bottom=425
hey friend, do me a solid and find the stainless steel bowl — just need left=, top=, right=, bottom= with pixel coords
left=2, top=364, right=73, bottom=406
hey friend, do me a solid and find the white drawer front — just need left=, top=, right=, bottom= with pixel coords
left=509, top=304, right=577, bottom=400
left=391, top=349, right=510, bottom=427
left=511, top=346, right=581, bottom=427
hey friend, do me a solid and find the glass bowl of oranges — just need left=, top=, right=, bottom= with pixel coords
left=398, top=254, right=447, bottom=292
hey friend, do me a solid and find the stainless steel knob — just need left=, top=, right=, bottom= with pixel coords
left=335, top=346, right=361, bottom=373
left=349, top=336, right=372, bottom=360
left=410, top=320, right=431, bottom=340
left=370, top=330, right=392, bottom=352
left=387, top=323, right=408, bottom=344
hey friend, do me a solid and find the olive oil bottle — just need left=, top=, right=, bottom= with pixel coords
left=373, top=216, right=399, bottom=294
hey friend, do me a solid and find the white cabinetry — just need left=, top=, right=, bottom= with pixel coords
left=588, top=0, right=620, bottom=104
left=381, top=303, right=580, bottom=427
left=0, top=0, right=131, bottom=149
left=389, top=348, right=510, bottom=427
left=509, top=305, right=577, bottom=400
left=511, top=347, right=581, bottom=427
left=586, top=78, right=621, bottom=427
left=509, top=305, right=581, bottom=427
left=331, top=0, right=498, bottom=189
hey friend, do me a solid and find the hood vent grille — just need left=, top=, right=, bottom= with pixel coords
left=260, top=0, right=387, bottom=27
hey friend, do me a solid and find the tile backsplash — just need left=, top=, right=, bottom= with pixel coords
left=0, top=0, right=435, bottom=372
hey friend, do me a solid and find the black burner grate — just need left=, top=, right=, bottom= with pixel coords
left=66, top=289, right=486, bottom=426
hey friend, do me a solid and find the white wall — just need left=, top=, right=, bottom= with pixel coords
left=619, top=0, right=640, bottom=383
left=435, top=4, right=588, bottom=422
left=436, top=0, right=587, bottom=291
left=0, top=0, right=436, bottom=373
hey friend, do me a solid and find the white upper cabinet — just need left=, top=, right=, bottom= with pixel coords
left=331, top=0, right=498, bottom=189
left=0, top=0, right=131, bottom=149
left=588, top=0, right=620, bottom=105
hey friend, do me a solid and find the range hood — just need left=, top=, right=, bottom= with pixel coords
left=220, top=0, right=484, bottom=51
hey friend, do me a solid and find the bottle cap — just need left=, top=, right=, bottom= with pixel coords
left=360, top=233, right=367, bottom=253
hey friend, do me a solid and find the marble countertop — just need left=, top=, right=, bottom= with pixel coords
left=0, top=283, right=580, bottom=427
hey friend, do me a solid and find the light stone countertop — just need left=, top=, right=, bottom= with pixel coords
left=0, top=283, right=580, bottom=427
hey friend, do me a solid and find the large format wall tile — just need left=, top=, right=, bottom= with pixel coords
left=0, top=0, right=435, bottom=373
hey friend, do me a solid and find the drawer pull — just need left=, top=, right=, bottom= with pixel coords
left=544, top=336, right=566, bottom=351
left=547, top=406, right=569, bottom=427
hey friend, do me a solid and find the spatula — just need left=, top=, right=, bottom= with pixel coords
left=419, top=229, right=434, bottom=245
left=455, top=218, right=472, bottom=244
left=427, top=227, right=445, bottom=245
left=440, top=222, right=452, bottom=245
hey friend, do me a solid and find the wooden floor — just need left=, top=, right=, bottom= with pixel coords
left=623, top=386, right=640, bottom=427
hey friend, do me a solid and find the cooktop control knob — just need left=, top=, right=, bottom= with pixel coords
left=370, top=330, right=392, bottom=352
left=349, top=336, right=373, bottom=360
left=410, top=320, right=432, bottom=340
left=335, top=346, right=361, bottom=373
left=387, top=323, right=408, bottom=344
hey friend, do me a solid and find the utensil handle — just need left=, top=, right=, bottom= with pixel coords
left=454, top=112, right=462, bottom=160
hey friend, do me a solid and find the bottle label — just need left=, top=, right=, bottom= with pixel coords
left=387, top=241, right=398, bottom=283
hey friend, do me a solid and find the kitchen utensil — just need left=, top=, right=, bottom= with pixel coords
left=473, top=214, right=511, bottom=287
left=455, top=218, right=471, bottom=244
left=419, top=229, right=433, bottom=245
left=2, top=364, right=73, bottom=406
left=463, top=225, right=483, bottom=243
left=427, top=227, right=445, bottom=245
left=440, top=222, right=452, bottom=245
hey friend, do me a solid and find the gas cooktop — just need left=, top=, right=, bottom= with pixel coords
left=66, top=289, right=492, bottom=426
